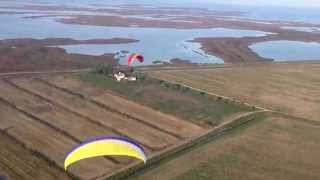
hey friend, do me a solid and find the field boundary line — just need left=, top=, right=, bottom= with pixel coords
left=6, top=79, right=156, bottom=152
left=150, top=75, right=269, bottom=111
left=3, top=79, right=124, bottom=164
left=35, top=78, right=184, bottom=140
left=139, top=61, right=320, bottom=72
left=267, top=111, right=320, bottom=126
left=151, top=75, right=320, bottom=123
left=83, top=81, right=205, bottom=130
left=139, top=65, right=238, bottom=72
left=0, top=69, right=91, bottom=78
left=0, top=100, right=80, bottom=179
left=97, top=110, right=268, bottom=180
left=0, top=90, right=81, bottom=144
left=0, top=130, right=79, bottom=180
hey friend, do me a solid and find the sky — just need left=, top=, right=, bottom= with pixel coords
left=206, top=0, right=320, bottom=7
left=15, top=0, right=320, bottom=8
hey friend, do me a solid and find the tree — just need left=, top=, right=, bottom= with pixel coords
left=139, top=75, right=146, bottom=81
left=182, top=87, right=190, bottom=92
left=200, top=91, right=206, bottom=96
left=175, top=84, right=182, bottom=90
left=130, top=67, right=135, bottom=73
left=95, top=64, right=114, bottom=75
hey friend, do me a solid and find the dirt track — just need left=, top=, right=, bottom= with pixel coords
left=0, top=69, right=91, bottom=78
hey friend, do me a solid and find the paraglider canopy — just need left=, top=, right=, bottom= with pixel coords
left=64, top=136, right=147, bottom=170
left=128, top=53, right=144, bottom=66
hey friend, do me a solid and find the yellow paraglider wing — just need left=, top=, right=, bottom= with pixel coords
left=64, top=136, right=147, bottom=170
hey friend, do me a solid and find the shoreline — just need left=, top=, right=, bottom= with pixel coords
left=48, top=8, right=320, bottom=63
left=191, top=31, right=320, bottom=63
left=0, top=38, right=141, bottom=72
left=0, top=37, right=139, bottom=47
left=1, top=3, right=320, bottom=64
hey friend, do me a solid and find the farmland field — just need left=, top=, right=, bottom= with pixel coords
left=146, top=62, right=320, bottom=121
left=77, top=73, right=254, bottom=127
left=2, top=62, right=318, bottom=179
left=1, top=0, right=320, bottom=179
left=0, top=130, right=71, bottom=180
left=134, top=113, right=320, bottom=180
left=0, top=76, right=206, bottom=179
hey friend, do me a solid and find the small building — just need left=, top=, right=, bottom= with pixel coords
left=114, top=72, right=126, bottom=82
left=127, top=76, right=137, bottom=81
left=113, top=71, right=137, bottom=82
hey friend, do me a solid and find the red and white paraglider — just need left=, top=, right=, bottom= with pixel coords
left=128, top=53, right=144, bottom=66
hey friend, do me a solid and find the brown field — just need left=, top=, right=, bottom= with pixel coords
left=77, top=73, right=253, bottom=128
left=134, top=113, right=320, bottom=180
left=40, top=76, right=204, bottom=138
left=0, top=131, right=71, bottom=180
left=0, top=76, right=204, bottom=179
left=147, top=62, right=320, bottom=121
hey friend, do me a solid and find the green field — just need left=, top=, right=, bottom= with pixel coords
left=134, top=113, right=320, bottom=180
left=78, top=72, right=254, bottom=127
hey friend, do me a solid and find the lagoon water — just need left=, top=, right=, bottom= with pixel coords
left=58, top=28, right=270, bottom=65
left=282, top=26, right=320, bottom=33
left=7, top=0, right=320, bottom=23
left=0, top=13, right=271, bottom=65
left=250, top=41, right=320, bottom=61
left=2, top=0, right=320, bottom=64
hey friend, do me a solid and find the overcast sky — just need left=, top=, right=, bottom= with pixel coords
left=27, top=0, right=320, bottom=8
left=206, top=0, right=320, bottom=7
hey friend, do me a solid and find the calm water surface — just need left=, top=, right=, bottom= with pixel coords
left=2, top=0, right=320, bottom=64
left=0, top=13, right=271, bottom=64
left=250, top=41, right=320, bottom=61
left=282, top=26, right=320, bottom=33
